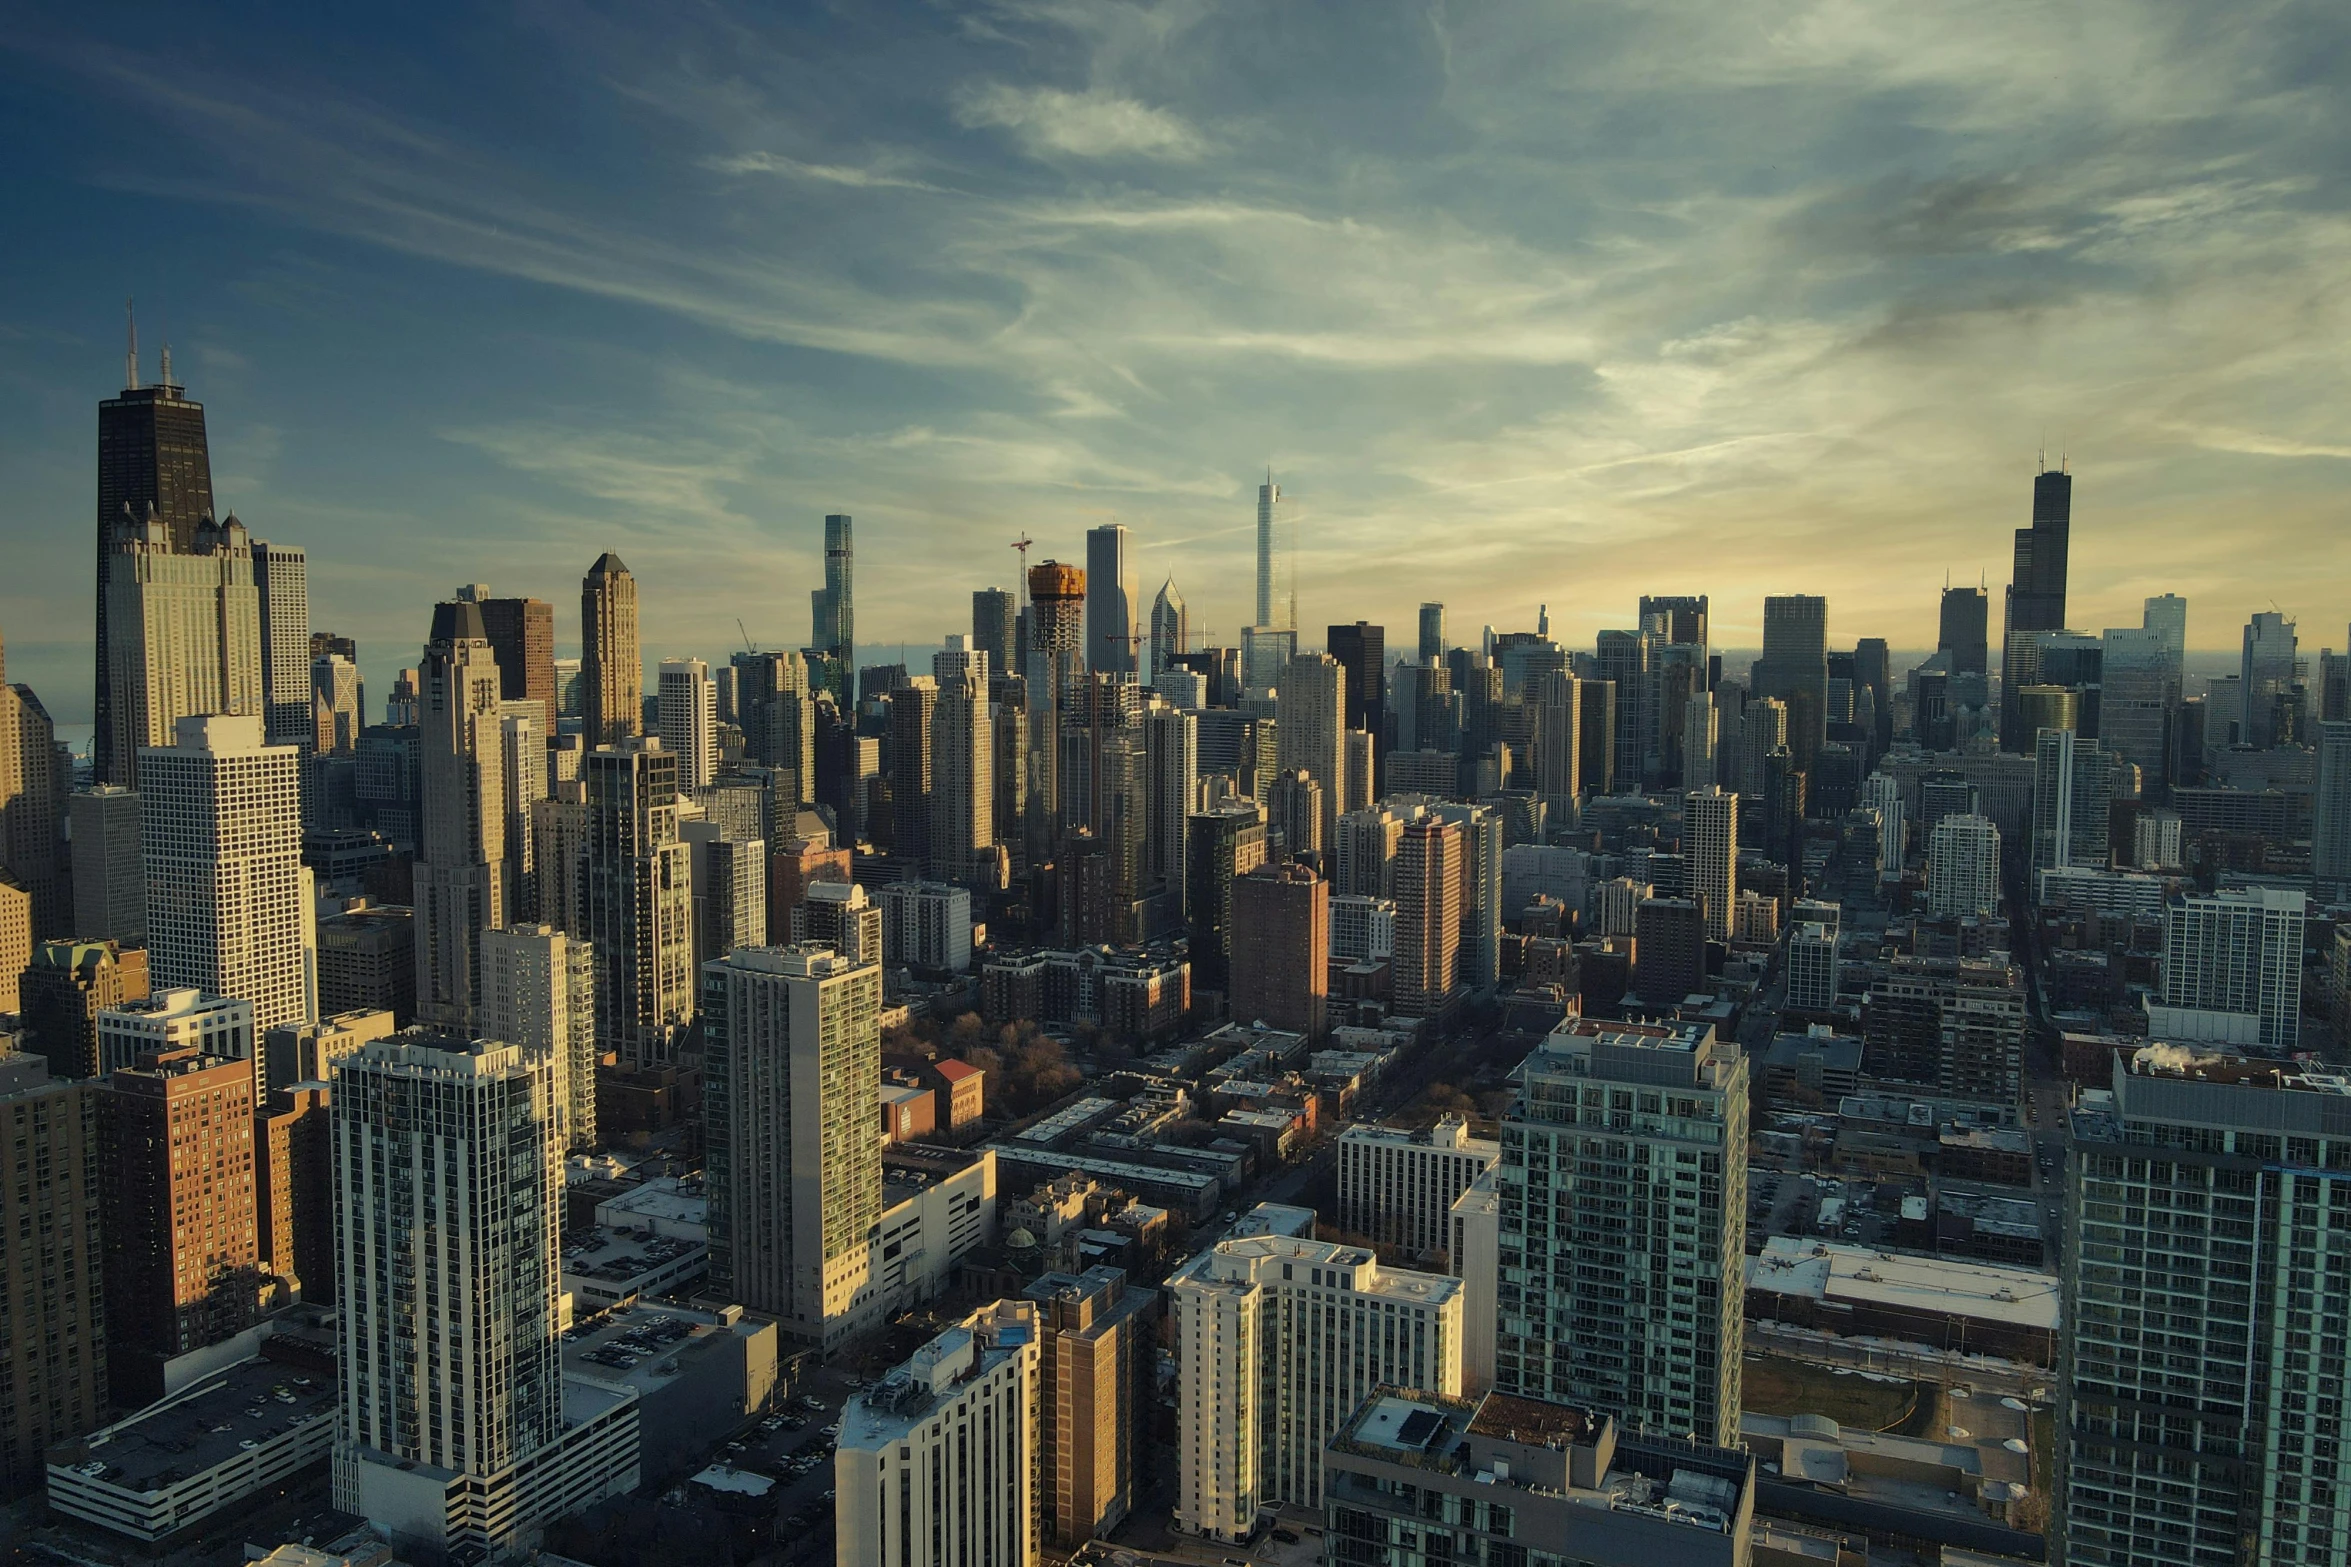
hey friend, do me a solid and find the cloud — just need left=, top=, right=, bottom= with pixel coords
left=700, top=150, right=943, bottom=191
left=952, top=82, right=1205, bottom=160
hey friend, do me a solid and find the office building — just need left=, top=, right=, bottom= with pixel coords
left=885, top=678, right=937, bottom=870
left=2102, top=609, right=2182, bottom=789
left=101, top=1048, right=259, bottom=1404
left=312, top=652, right=365, bottom=756
left=1336, top=1117, right=1499, bottom=1260
left=315, top=903, right=415, bottom=1024
left=2031, top=729, right=2114, bottom=874
left=97, top=988, right=255, bottom=1080
left=971, top=587, right=1015, bottom=680
left=1940, top=583, right=1990, bottom=675
left=1417, top=601, right=1445, bottom=664
left=701, top=945, right=883, bottom=1349
left=1684, top=785, right=1736, bottom=942
left=141, top=715, right=313, bottom=1032
left=2317, top=720, right=2351, bottom=899
left=1394, top=815, right=1462, bottom=1018
left=70, top=784, right=145, bottom=942
left=1085, top=522, right=1138, bottom=675
left=581, top=552, right=641, bottom=746
left=1928, top=812, right=2003, bottom=918
left=1025, top=1268, right=1159, bottom=1546
left=811, top=513, right=855, bottom=676
left=102, top=511, right=263, bottom=790
left=1276, top=652, right=1348, bottom=846
left=250, top=539, right=312, bottom=758
left=1862, top=770, right=1905, bottom=874
left=833, top=1301, right=1039, bottom=1567
left=930, top=639, right=995, bottom=888
left=0, top=882, right=23, bottom=1014
left=260, top=1008, right=395, bottom=1096
left=2000, top=466, right=2074, bottom=748
left=0, top=1052, right=105, bottom=1495
left=94, top=347, right=216, bottom=785
left=467, top=591, right=557, bottom=734
left=877, top=880, right=973, bottom=974
left=2149, top=887, right=2305, bottom=1050
left=333, top=1033, right=638, bottom=1554
left=1229, top=861, right=1328, bottom=1040
left=2063, top=1049, right=2351, bottom=1566
left=1170, top=1231, right=1461, bottom=1540
left=1148, top=577, right=1187, bottom=683
left=1531, top=669, right=1583, bottom=810
left=657, top=656, right=718, bottom=793
left=1142, top=702, right=1196, bottom=911
left=1633, top=896, right=1706, bottom=1010
left=414, top=600, right=509, bottom=1034
left=1786, top=919, right=1838, bottom=1013
left=1326, top=621, right=1386, bottom=749
left=483, top=924, right=599, bottom=1153
left=2240, top=610, right=2299, bottom=748
left=1266, top=767, right=1325, bottom=863
left=1755, top=594, right=1828, bottom=771
left=1495, top=1018, right=1747, bottom=1446
left=581, top=740, right=694, bottom=1065
left=1185, top=801, right=1268, bottom=991
left=21, top=938, right=149, bottom=1080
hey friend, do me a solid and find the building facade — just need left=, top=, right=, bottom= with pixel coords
left=1336, top=1116, right=1501, bottom=1260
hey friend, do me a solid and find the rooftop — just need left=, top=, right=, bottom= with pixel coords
left=562, top=1301, right=759, bottom=1394
left=1746, top=1237, right=2060, bottom=1330
left=53, top=1353, right=335, bottom=1491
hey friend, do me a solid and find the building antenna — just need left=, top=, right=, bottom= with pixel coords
left=125, top=297, right=138, bottom=389
left=2038, top=429, right=2046, bottom=473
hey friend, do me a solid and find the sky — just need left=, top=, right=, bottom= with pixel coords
left=3, top=0, right=2348, bottom=727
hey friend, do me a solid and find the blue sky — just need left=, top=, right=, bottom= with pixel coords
left=4, top=0, right=2348, bottom=724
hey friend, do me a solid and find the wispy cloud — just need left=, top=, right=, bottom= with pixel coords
left=700, top=150, right=944, bottom=191
left=953, top=82, right=1205, bottom=160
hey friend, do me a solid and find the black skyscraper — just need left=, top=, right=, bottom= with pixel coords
left=2000, top=466, right=2073, bottom=749
left=94, top=350, right=214, bottom=782
left=1325, top=622, right=1386, bottom=746
left=1938, top=585, right=1990, bottom=675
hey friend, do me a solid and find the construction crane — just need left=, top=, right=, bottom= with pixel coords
left=736, top=618, right=756, bottom=655
left=1009, top=535, right=1035, bottom=613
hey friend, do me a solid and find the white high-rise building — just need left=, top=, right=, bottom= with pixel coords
left=876, top=881, right=973, bottom=974
left=499, top=700, right=549, bottom=921
left=681, top=821, right=768, bottom=975
left=1448, top=1168, right=1500, bottom=1395
left=2032, top=729, right=2114, bottom=874
left=1328, top=893, right=1395, bottom=963
left=1276, top=652, right=1347, bottom=846
left=1332, top=805, right=1403, bottom=898
left=1335, top=1116, right=1499, bottom=1259
left=1928, top=812, right=2002, bottom=917
left=102, top=513, right=263, bottom=789
left=834, top=1300, right=1040, bottom=1567
left=2150, top=887, right=2306, bottom=1050
left=657, top=657, right=718, bottom=794
left=2314, top=720, right=2351, bottom=899
left=332, top=1033, right=638, bottom=1554
left=1684, top=785, right=1737, bottom=943
left=482, top=925, right=599, bottom=1153
left=96, top=988, right=255, bottom=1078
left=414, top=601, right=509, bottom=1034
left=140, top=715, right=313, bottom=1032
left=702, top=945, right=883, bottom=1349
left=1863, top=772, right=1906, bottom=875
left=1170, top=1232, right=1461, bottom=1541
left=251, top=540, right=311, bottom=752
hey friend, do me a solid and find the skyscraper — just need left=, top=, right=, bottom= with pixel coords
left=101, top=1047, right=259, bottom=1404
left=1938, top=584, right=1989, bottom=675
left=1927, top=813, right=2002, bottom=917
left=970, top=587, right=1015, bottom=680
left=141, top=715, right=313, bottom=1032
left=1143, top=702, right=1197, bottom=913
left=811, top=513, right=855, bottom=675
left=656, top=656, right=718, bottom=793
left=414, top=600, right=508, bottom=1034
left=2240, top=610, right=2299, bottom=748
left=582, top=740, right=693, bottom=1065
left=1325, top=621, right=1386, bottom=760
left=102, top=511, right=264, bottom=788
left=2149, top=887, right=2304, bottom=1050
left=94, top=345, right=215, bottom=785
left=2063, top=1050, right=2351, bottom=1565
left=2031, top=729, right=2114, bottom=874
left=929, top=640, right=994, bottom=889
left=21, top=938, right=149, bottom=1080
left=2101, top=607, right=2181, bottom=790
left=1229, top=861, right=1328, bottom=1039
left=701, top=944, right=882, bottom=1348
left=1394, top=815, right=1462, bottom=1018
left=1417, top=601, right=1445, bottom=665
left=1185, top=800, right=1267, bottom=991
left=0, top=1052, right=105, bottom=1493
left=471, top=590, right=558, bottom=735
left=332, top=1033, right=638, bottom=1553
left=0, top=633, right=68, bottom=938
left=1495, top=1018, right=1747, bottom=1446
left=1254, top=473, right=1281, bottom=630
left=2001, top=466, right=2074, bottom=749
left=2315, top=720, right=2351, bottom=900
left=482, top=924, right=600, bottom=1153
left=1148, top=577, right=1188, bottom=683
left=1085, top=522, right=1138, bottom=676
left=1684, top=785, right=1737, bottom=942
left=1024, top=1268, right=1159, bottom=1547
left=581, top=552, right=641, bottom=746
left=252, top=540, right=311, bottom=752
left=1755, top=594, right=1828, bottom=772
left=1275, top=652, right=1347, bottom=847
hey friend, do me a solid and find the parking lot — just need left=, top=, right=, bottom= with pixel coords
left=703, top=1360, right=873, bottom=1554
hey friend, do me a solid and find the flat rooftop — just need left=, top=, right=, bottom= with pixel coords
left=562, top=1228, right=707, bottom=1285
left=563, top=1302, right=756, bottom=1394
left=60, top=1354, right=334, bottom=1491
left=1467, top=1390, right=1601, bottom=1448
left=1747, top=1236, right=2060, bottom=1330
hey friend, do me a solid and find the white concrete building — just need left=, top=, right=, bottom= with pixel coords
left=1928, top=812, right=2002, bottom=918
left=657, top=656, right=719, bottom=795
left=96, top=989, right=254, bottom=1078
left=1447, top=1167, right=1499, bottom=1395
left=139, top=715, right=314, bottom=1032
left=1683, top=785, right=1737, bottom=942
left=877, top=880, right=974, bottom=973
left=1328, top=894, right=1396, bottom=963
left=835, top=1300, right=1040, bottom=1567
left=1170, top=1232, right=1461, bottom=1541
left=2150, top=887, right=2306, bottom=1050
left=1334, top=1116, right=1499, bottom=1258
left=483, top=925, right=600, bottom=1152
left=332, top=1033, right=637, bottom=1555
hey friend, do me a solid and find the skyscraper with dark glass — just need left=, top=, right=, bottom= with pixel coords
left=1938, top=584, right=1990, bottom=675
left=2001, top=466, right=2073, bottom=749
left=811, top=513, right=855, bottom=677
left=94, top=353, right=214, bottom=782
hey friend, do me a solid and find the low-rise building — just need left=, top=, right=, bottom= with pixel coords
left=1323, top=1390, right=1756, bottom=1567
left=1743, top=1236, right=2059, bottom=1366
left=561, top=1302, right=779, bottom=1486
left=561, top=1229, right=710, bottom=1312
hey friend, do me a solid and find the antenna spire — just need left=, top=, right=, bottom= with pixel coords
left=159, top=342, right=172, bottom=389
left=125, top=298, right=138, bottom=390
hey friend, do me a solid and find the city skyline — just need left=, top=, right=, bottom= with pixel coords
left=6, top=5, right=2351, bottom=719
